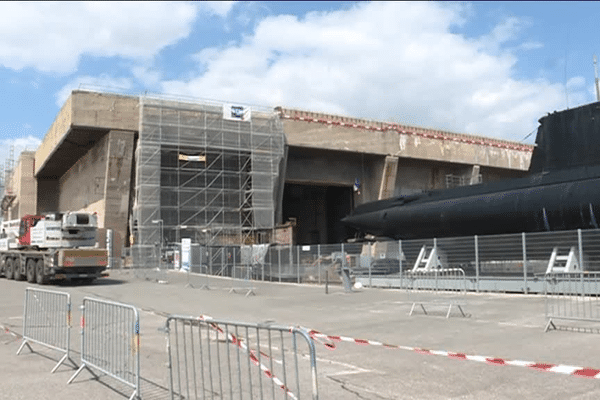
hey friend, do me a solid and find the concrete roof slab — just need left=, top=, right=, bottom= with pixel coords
left=35, top=90, right=139, bottom=178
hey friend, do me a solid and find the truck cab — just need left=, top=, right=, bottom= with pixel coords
left=18, top=215, right=44, bottom=247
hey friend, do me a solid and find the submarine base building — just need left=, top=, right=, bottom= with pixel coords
left=3, top=90, right=532, bottom=264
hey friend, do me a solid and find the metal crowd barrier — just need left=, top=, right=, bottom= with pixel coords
left=164, top=315, right=319, bottom=399
left=68, top=297, right=140, bottom=400
left=543, top=272, right=600, bottom=332
left=230, top=265, right=256, bottom=296
left=196, top=265, right=211, bottom=290
left=17, top=287, right=76, bottom=373
left=406, top=268, right=468, bottom=318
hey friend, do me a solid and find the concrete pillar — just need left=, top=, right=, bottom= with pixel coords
left=470, top=165, right=481, bottom=185
left=18, top=154, right=37, bottom=217
left=1, top=152, right=37, bottom=219
left=378, top=156, right=399, bottom=200
left=103, top=130, right=135, bottom=257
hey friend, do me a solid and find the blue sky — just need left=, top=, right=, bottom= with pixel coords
left=1, top=1, right=599, bottom=170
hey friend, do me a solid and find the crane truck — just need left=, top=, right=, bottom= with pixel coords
left=0, top=212, right=108, bottom=284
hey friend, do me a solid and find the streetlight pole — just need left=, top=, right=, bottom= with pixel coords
left=152, top=219, right=163, bottom=271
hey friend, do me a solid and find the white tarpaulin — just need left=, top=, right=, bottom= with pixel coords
left=241, top=244, right=270, bottom=265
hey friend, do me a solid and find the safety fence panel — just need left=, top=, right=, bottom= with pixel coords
left=406, top=268, right=467, bottom=318
left=476, top=233, right=524, bottom=277
left=525, top=231, right=580, bottom=273
left=543, top=272, right=600, bottom=332
left=306, top=244, right=343, bottom=285
left=230, top=265, right=256, bottom=296
left=130, top=228, right=600, bottom=294
left=434, top=236, right=478, bottom=273
left=164, top=315, right=319, bottom=400
left=581, top=229, right=600, bottom=271
left=17, top=287, right=74, bottom=373
left=263, top=245, right=297, bottom=283
left=68, top=297, right=140, bottom=400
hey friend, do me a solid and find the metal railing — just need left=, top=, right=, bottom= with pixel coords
left=163, top=315, right=319, bottom=399
left=230, top=265, right=256, bottom=296
left=129, top=228, right=600, bottom=295
left=68, top=297, right=140, bottom=400
left=406, top=268, right=468, bottom=318
left=542, top=272, right=600, bottom=331
left=17, top=288, right=75, bottom=373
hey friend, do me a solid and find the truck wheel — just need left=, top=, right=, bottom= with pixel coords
left=26, top=259, right=36, bottom=283
left=5, top=259, right=15, bottom=280
left=35, top=259, right=48, bottom=285
left=14, top=259, right=24, bottom=281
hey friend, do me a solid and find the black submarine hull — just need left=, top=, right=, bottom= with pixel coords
left=342, top=166, right=600, bottom=239
left=342, top=102, right=600, bottom=240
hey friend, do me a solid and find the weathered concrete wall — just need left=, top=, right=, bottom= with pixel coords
left=71, top=91, right=138, bottom=131
left=17, top=152, right=36, bottom=217
left=58, top=134, right=109, bottom=216
left=286, top=147, right=528, bottom=207
left=35, top=90, right=139, bottom=177
left=395, top=159, right=453, bottom=193
left=378, top=156, right=399, bottom=200
left=35, top=96, right=73, bottom=177
left=103, top=130, right=135, bottom=256
left=53, top=129, right=134, bottom=255
left=278, top=107, right=533, bottom=171
left=36, top=179, right=59, bottom=214
left=285, top=148, right=384, bottom=204
left=5, top=152, right=37, bottom=220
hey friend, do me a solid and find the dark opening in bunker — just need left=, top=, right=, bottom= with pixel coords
left=282, top=183, right=355, bottom=244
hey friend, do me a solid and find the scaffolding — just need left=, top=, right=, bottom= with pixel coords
left=1, top=145, right=16, bottom=219
left=132, top=96, right=286, bottom=267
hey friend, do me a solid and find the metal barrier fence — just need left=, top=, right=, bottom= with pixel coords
left=17, top=288, right=75, bottom=373
left=543, top=272, right=600, bottom=332
left=406, top=268, right=467, bottom=318
left=198, top=265, right=211, bottom=290
left=128, top=228, right=600, bottom=294
left=230, top=265, right=256, bottom=296
left=68, top=297, right=140, bottom=400
left=164, top=315, right=319, bottom=400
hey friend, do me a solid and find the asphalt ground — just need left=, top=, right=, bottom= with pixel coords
left=1, top=269, right=600, bottom=399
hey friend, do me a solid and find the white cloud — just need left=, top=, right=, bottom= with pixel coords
left=203, top=1, right=236, bottom=18
left=567, top=76, right=585, bottom=89
left=55, top=75, right=134, bottom=106
left=12, top=135, right=41, bottom=151
left=132, top=66, right=162, bottom=88
left=160, top=2, right=580, bottom=141
left=563, top=76, right=589, bottom=107
left=478, top=17, right=525, bottom=50
left=0, top=2, right=209, bottom=74
left=518, top=41, right=544, bottom=51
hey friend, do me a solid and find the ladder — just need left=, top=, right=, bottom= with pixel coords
left=412, top=245, right=444, bottom=272
left=545, top=247, right=580, bottom=274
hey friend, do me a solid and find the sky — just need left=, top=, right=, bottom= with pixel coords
left=1, top=1, right=599, bottom=174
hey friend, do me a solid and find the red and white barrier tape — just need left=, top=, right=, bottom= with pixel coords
left=1, top=324, right=20, bottom=340
left=197, top=316, right=299, bottom=400
left=281, top=114, right=533, bottom=152
left=305, top=328, right=600, bottom=379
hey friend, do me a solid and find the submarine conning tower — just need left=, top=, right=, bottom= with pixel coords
left=529, top=101, right=600, bottom=174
